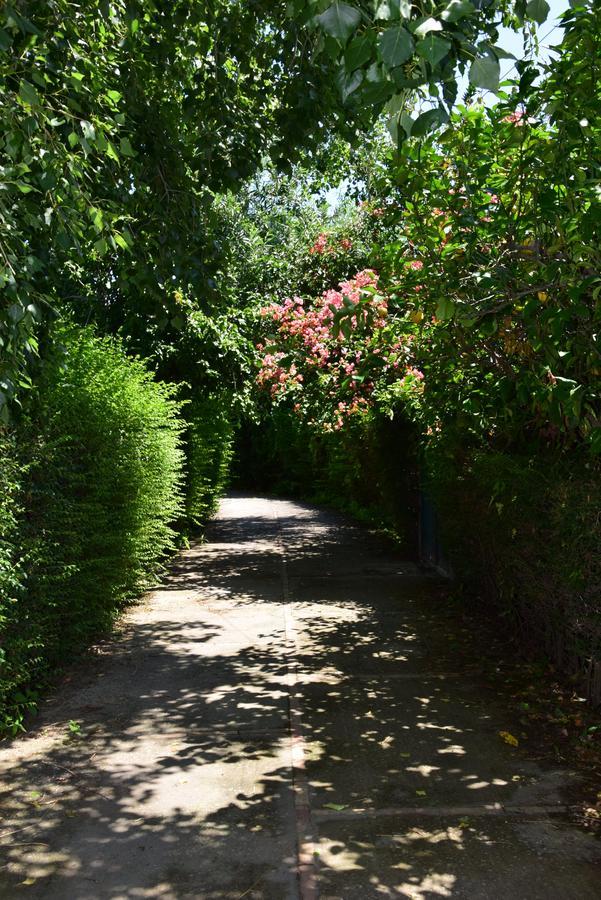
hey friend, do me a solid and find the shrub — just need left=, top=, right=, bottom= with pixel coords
left=0, top=324, right=185, bottom=733
left=184, top=393, right=235, bottom=526
left=427, top=448, right=601, bottom=703
left=235, top=408, right=417, bottom=551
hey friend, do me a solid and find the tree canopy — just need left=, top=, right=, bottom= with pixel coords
left=1, top=0, right=556, bottom=419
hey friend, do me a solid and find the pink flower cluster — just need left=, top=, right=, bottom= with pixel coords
left=502, top=110, right=535, bottom=126
left=309, top=233, right=329, bottom=254
left=257, top=269, right=421, bottom=429
left=309, top=233, right=354, bottom=255
left=255, top=351, right=305, bottom=398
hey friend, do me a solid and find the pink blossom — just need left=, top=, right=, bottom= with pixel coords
left=503, top=111, right=524, bottom=124
left=309, top=233, right=329, bottom=254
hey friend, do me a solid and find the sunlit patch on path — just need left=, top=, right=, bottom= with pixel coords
left=0, top=496, right=599, bottom=898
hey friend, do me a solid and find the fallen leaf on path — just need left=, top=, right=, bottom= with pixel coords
left=415, top=790, right=427, bottom=797
left=499, top=730, right=519, bottom=747
left=323, top=803, right=348, bottom=811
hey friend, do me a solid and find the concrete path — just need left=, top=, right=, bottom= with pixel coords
left=0, top=496, right=600, bottom=899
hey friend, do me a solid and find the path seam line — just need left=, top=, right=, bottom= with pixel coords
left=272, top=502, right=319, bottom=900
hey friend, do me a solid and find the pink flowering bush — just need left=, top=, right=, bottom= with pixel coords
left=308, top=231, right=354, bottom=255
left=256, top=269, right=423, bottom=431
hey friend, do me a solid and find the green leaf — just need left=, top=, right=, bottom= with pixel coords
left=469, top=56, right=500, bottom=93
left=94, top=238, right=108, bottom=256
left=411, top=106, right=449, bottom=136
left=0, top=29, right=12, bottom=51
left=6, top=9, right=39, bottom=35
left=119, top=137, right=135, bottom=157
left=18, top=80, right=40, bottom=108
left=323, top=802, right=348, bottom=811
left=414, top=18, right=443, bottom=38
left=113, top=232, right=131, bottom=251
left=337, top=67, right=364, bottom=101
left=526, top=0, right=550, bottom=24
left=378, top=25, right=414, bottom=69
left=345, top=34, right=372, bottom=70
left=357, top=67, right=394, bottom=106
left=487, top=44, right=516, bottom=60
left=105, top=141, right=119, bottom=162
left=89, top=206, right=104, bottom=231
left=416, top=34, right=451, bottom=67
left=396, top=111, right=414, bottom=137
left=436, top=297, right=456, bottom=320
left=8, top=303, right=25, bottom=323
left=316, top=3, right=361, bottom=44
left=440, top=0, right=474, bottom=23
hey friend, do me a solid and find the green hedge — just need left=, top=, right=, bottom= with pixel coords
left=0, top=325, right=185, bottom=733
left=426, top=448, right=601, bottom=703
left=184, top=393, right=235, bottom=527
left=235, top=408, right=417, bottom=551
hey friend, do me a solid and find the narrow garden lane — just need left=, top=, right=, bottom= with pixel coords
left=0, top=496, right=600, bottom=899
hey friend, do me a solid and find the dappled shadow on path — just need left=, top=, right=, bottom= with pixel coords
left=0, top=495, right=599, bottom=899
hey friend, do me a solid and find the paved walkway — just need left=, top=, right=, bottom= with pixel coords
left=0, top=496, right=600, bottom=899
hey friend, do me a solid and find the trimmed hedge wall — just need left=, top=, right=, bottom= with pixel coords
left=184, top=393, right=235, bottom=526
left=0, top=325, right=185, bottom=733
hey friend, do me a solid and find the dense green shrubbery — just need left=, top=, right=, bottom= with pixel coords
left=426, top=448, right=601, bottom=701
left=236, top=408, right=417, bottom=552
left=0, top=325, right=185, bottom=733
left=185, top=393, right=235, bottom=526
